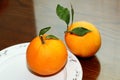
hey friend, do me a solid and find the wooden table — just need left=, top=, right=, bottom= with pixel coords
left=0, top=0, right=36, bottom=50
left=0, top=0, right=120, bottom=80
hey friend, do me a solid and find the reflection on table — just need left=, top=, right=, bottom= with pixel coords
left=34, top=0, right=120, bottom=80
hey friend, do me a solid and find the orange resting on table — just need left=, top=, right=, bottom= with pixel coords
left=65, top=21, right=101, bottom=58
left=26, top=34, right=68, bottom=76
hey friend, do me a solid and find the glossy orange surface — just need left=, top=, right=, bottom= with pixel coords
left=0, top=0, right=120, bottom=80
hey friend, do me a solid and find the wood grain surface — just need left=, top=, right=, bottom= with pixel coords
left=0, top=0, right=36, bottom=50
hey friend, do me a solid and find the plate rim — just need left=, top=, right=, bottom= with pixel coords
left=0, top=42, right=83, bottom=80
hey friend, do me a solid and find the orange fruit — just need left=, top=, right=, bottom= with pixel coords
left=26, top=27, right=68, bottom=75
left=65, top=21, right=101, bottom=57
left=56, top=4, right=101, bottom=58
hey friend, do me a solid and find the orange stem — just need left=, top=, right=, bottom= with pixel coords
left=40, top=36, right=45, bottom=44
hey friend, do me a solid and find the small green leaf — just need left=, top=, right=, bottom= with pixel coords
left=39, top=27, right=51, bottom=36
left=69, top=27, right=91, bottom=36
left=46, top=35, right=59, bottom=40
left=56, top=4, right=70, bottom=26
left=71, top=4, right=74, bottom=24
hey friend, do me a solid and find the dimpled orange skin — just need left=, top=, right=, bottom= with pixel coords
left=26, top=35, right=68, bottom=75
left=65, top=21, right=101, bottom=58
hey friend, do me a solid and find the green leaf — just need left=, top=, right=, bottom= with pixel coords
left=69, top=27, right=91, bottom=36
left=39, top=27, right=51, bottom=36
left=56, top=4, right=70, bottom=26
left=71, top=4, right=74, bottom=24
left=46, top=35, right=59, bottom=40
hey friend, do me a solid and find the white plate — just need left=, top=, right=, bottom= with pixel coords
left=0, top=43, right=83, bottom=80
